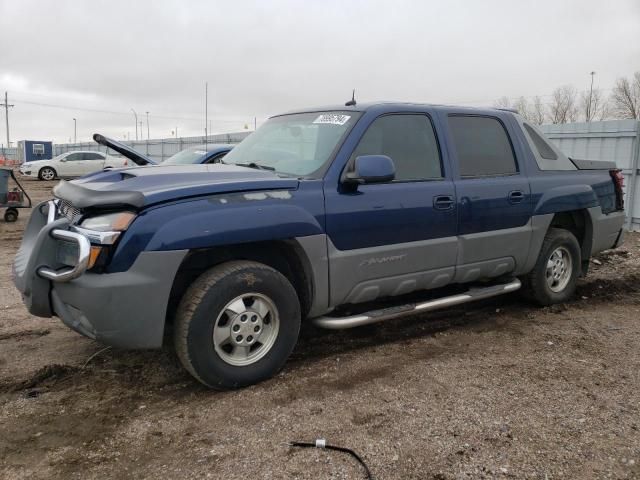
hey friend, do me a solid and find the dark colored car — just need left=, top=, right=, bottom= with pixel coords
left=162, top=145, right=234, bottom=165
left=92, top=134, right=233, bottom=166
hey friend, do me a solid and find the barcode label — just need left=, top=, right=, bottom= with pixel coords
left=313, top=114, right=351, bottom=126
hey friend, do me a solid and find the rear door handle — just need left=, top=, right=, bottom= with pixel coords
left=433, top=195, right=455, bottom=210
left=508, top=190, right=525, bottom=204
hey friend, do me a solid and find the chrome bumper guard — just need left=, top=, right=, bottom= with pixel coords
left=37, top=200, right=91, bottom=282
left=37, top=229, right=91, bottom=282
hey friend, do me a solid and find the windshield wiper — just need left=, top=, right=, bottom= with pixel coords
left=235, top=162, right=276, bottom=171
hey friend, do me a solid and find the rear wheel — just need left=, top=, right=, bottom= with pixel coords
left=38, top=167, right=56, bottom=181
left=174, top=260, right=301, bottom=389
left=522, top=228, right=581, bottom=305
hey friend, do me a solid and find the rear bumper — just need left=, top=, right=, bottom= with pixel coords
left=13, top=201, right=188, bottom=349
left=588, top=207, right=626, bottom=255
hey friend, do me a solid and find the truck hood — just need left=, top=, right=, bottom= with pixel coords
left=53, top=164, right=299, bottom=209
left=93, top=133, right=157, bottom=166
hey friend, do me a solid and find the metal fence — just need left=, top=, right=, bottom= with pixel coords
left=0, top=146, right=18, bottom=163
left=53, top=131, right=251, bottom=163
left=541, top=120, right=640, bottom=232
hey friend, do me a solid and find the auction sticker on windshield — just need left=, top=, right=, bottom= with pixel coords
left=313, top=114, right=351, bottom=125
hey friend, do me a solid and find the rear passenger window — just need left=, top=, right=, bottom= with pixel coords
left=448, top=116, right=517, bottom=177
left=351, top=114, right=442, bottom=181
left=523, top=123, right=558, bottom=160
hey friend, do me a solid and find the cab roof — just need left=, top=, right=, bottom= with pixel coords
left=275, top=101, right=518, bottom=118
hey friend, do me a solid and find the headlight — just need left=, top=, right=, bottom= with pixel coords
left=80, top=211, right=136, bottom=232
left=73, top=211, right=137, bottom=270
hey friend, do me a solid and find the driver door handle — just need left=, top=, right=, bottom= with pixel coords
left=433, top=195, right=455, bottom=210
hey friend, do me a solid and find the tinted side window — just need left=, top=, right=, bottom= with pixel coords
left=448, top=116, right=517, bottom=177
left=351, top=114, right=442, bottom=181
left=524, top=123, right=558, bottom=160
left=84, top=152, right=105, bottom=160
left=65, top=153, right=83, bottom=161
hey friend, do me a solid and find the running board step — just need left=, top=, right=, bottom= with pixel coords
left=312, top=278, right=521, bottom=330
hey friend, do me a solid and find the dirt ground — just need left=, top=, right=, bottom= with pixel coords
left=1, top=176, right=639, bottom=480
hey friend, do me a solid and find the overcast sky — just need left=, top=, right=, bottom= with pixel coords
left=1, top=0, right=639, bottom=145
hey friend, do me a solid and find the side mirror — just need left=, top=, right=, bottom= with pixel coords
left=59, top=158, right=67, bottom=162
left=345, top=155, right=395, bottom=184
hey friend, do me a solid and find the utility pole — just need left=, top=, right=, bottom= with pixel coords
left=145, top=111, right=150, bottom=139
left=131, top=108, right=138, bottom=140
left=205, top=82, right=208, bottom=148
left=139, top=121, right=143, bottom=138
left=1, top=92, right=14, bottom=148
left=73, top=118, right=77, bottom=143
left=254, top=117, right=257, bottom=131
left=587, top=71, right=596, bottom=122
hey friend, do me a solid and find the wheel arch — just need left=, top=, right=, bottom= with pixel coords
left=166, top=239, right=316, bottom=326
left=549, top=209, right=592, bottom=274
left=522, top=209, right=594, bottom=277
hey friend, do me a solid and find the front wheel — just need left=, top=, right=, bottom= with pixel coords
left=174, top=261, right=301, bottom=389
left=38, top=167, right=56, bottom=181
left=521, top=228, right=581, bottom=306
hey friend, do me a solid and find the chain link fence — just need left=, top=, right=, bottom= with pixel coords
left=0, top=147, right=19, bottom=164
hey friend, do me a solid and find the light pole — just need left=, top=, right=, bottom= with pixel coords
left=145, top=111, right=150, bottom=139
left=131, top=108, right=138, bottom=140
left=1, top=92, right=14, bottom=148
left=72, top=118, right=77, bottom=143
left=587, top=71, right=596, bottom=122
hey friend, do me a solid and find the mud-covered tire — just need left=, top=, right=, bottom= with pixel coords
left=174, top=260, right=301, bottom=389
left=38, top=167, right=56, bottom=181
left=521, top=228, right=581, bottom=306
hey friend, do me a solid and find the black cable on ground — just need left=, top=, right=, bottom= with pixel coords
left=288, top=439, right=374, bottom=480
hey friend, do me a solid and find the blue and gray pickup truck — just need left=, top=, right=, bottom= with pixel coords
left=13, top=102, right=626, bottom=389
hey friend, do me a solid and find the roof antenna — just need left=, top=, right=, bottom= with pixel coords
left=345, top=89, right=356, bottom=107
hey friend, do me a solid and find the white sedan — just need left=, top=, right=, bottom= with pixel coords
left=18, top=151, right=128, bottom=180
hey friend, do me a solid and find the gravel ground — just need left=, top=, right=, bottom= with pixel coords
left=1, top=176, right=639, bottom=479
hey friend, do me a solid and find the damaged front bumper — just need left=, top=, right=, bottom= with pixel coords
left=13, top=201, right=187, bottom=349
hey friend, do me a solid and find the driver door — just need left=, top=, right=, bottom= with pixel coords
left=323, top=112, right=457, bottom=307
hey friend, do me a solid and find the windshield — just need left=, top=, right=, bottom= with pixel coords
left=222, top=111, right=360, bottom=177
left=163, top=146, right=209, bottom=165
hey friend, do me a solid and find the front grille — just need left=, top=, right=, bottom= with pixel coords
left=57, top=200, right=83, bottom=224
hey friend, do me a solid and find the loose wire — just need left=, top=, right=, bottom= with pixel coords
left=288, top=439, right=373, bottom=480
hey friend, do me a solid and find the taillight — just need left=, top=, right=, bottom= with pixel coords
left=610, top=169, right=624, bottom=210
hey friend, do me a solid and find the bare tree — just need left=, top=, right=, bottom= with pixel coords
left=494, top=96, right=511, bottom=109
left=512, top=96, right=531, bottom=121
left=580, top=87, right=607, bottom=122
left=548, top=85, right=578, bottom=124
left=610, top=72, right=640, bottom=119
left=530, top=96, right=546, bottom=124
